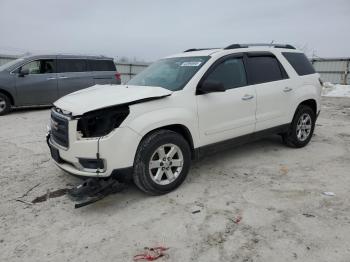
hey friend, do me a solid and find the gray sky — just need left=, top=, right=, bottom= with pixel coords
left=0, top=0, right=349, bottom=61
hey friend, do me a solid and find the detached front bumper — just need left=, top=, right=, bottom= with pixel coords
left=47, top=125, right=141, bottom=178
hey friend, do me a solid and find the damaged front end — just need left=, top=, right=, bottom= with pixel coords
left=67, top=177, right=126, bottom=208
left=47, top=104, right=132, bottom=176
left=75, top=106, right=130, bottom=172
left=76, top=106, right=130, bottom=138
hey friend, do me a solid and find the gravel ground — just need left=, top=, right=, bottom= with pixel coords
left=1, top=97, right=350, bottom=262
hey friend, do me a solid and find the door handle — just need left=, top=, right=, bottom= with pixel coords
left=58, top=76, right=68, bottom=79
left=242, top=94, right=254, bottom=101
left=47, top=77, right=56, bottom=80
left=283, top=87, right=293, bottom=92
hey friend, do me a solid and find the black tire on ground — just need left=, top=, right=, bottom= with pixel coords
left=282, top=105, right=316, bottom=148
left=0, top=93, right=11, bottom=116
left=133, top=129, right=191, bottom=195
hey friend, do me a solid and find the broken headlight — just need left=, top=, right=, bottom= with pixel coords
left=77, top=106, right=129, bottom=138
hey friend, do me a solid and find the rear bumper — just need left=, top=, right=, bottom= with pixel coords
left=47, top=125, right=141, bottom=178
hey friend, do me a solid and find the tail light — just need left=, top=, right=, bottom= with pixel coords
left=115, top=72, right=121, bottom=81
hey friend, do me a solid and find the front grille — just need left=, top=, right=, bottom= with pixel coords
left=50, top=110, right=69, bottom=148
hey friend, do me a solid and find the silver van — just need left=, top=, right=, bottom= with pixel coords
left=0, top=54, right=121, bottom=115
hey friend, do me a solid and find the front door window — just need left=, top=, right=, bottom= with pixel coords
left=20, top=59, right=55, bottom=74
left=205, top=57, right=247, bottom=90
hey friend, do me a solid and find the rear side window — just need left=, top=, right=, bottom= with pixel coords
left=205, top=57, right=247, bottom=90
left=282, top=52, right=315, bottom=76
left=246, top=55, right=285, bottom=84
left=57, top=59, right=87, bottom=73
left=88, top=60, right=116, bottom=71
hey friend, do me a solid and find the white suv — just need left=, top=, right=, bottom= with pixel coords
left=47, top=43, right=322, bottom=195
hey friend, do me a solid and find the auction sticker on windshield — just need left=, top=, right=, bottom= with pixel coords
left=181, top=61, right=202, bottom=67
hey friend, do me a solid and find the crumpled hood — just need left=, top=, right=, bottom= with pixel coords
left=54, top=84, right=172, bottom=116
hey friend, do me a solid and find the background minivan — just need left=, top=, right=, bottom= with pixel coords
left=0, top=54, right=121, bottom=115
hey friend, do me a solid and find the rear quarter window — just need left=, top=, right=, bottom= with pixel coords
left=282, top=52, right=315, bottom=76
left=88, top=60, right=116, bottom=71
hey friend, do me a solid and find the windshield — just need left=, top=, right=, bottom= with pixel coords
left=128, top=56, right=210, bottom=91
left=0, top=58, right=24, bottom=71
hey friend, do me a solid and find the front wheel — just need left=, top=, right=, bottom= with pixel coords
left=133, top=129, right=191, bottom=195
left=0, top=93, right=11, bottom=116
left=282, top=105, right=316, bottom=148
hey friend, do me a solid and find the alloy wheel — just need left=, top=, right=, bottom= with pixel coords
left=149, top=143, right=184, bottom=185
left=296, top=113, right=312, bottom=142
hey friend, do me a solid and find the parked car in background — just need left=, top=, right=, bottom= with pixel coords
left=47, top=43, right=322, bottom=195
left=0, top=54, right=121, bottom=115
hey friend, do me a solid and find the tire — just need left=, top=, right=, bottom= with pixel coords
left=0, top=93, right=11, bottom=116
left=133, top=129, right=191, bottom=195
left=282, top=105, right=316, bottom=148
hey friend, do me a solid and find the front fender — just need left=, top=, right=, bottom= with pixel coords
left=0, top=74, right=17, bottom=104
left=126, top=107, right=199, bottom=148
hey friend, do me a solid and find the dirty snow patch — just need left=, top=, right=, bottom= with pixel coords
left=322, top=83, right=350, bottom=98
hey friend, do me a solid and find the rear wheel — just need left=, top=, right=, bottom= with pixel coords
left=133, top=129, right=191, bottom=195
left=0, top=93, right=11, bottom=116
left=282, top=105, right=315, bottom=148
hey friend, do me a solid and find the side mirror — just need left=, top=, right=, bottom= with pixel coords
left=197, top=80, right=226, bottom=94
left=18, top=68, right=29, bottom=77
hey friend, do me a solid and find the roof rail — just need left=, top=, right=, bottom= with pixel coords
left=184, top=48, right=220, bottom=52
left=224, top=43, right=296, bottom=50
left=184, top=44, right=296, bottom=53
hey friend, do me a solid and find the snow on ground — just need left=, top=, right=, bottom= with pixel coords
left=322, top=83, right=350, bottom=98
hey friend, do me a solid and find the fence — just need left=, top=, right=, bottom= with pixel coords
left=115, top=62, right=149, bottom=83
left=1, top=54, right=350, bottom=85
left=118, top=58, right=350, bottom=85
left=311, top=58, right=350, bottom=85
left=0, top=54, right=19, bottom=66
